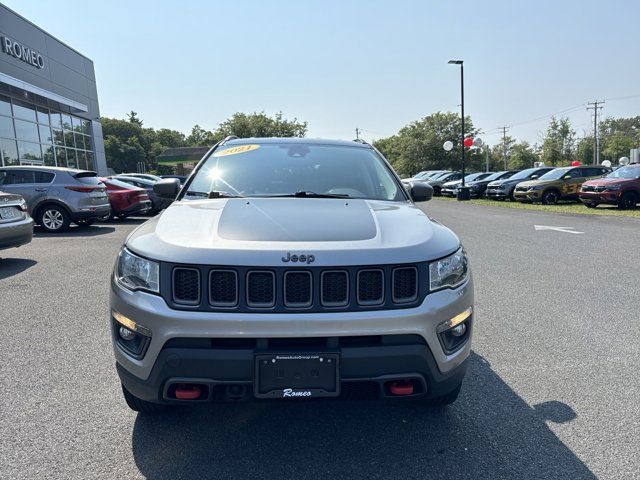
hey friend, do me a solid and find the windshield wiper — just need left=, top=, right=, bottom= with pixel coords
left=185, top=190, right=242, bottom=198
left=262, top=191, right=350, bottom=199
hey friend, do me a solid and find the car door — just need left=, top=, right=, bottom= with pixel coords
left=561, top=168, right=583, bottom=198
left=0, top=170, right=54, bottom=212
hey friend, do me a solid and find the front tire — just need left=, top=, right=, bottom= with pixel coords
left=618, top=191, right=638, bottom=209
left=121, top=384, right=167, bottom=415
left=541, top=190, right=559, bottom=205
left=38, top=205, right=71, bottom=232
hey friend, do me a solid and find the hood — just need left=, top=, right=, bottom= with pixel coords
left=582, top=177, right=632, bottom=187
left=126, top=198, right=460, bottom=266
left=516, top=178, right=556, bottom=188
left=442, top=180, right=462, bottom=187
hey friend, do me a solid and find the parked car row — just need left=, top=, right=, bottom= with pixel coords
left=406, top=164, right=640, bottom=209
left=0, top=166, right=179, bottom=235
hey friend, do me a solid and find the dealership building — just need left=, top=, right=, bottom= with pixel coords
left=0, top=3, right=107, bottom=174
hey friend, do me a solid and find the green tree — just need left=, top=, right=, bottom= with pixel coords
left=599, top=116, right=640, bottom=163
left=373, top=112, right=481, bottom=177
left=186, top=125, right=217, bottom=146
left=215, top=111, right=307, bottom=139
left=494, top=134, right=516, bottom=170
left=508, top=141, right=539, bottom=169
left=540, top=116, right=576, bottom=166
left=576, top=137, right=594, bottom=165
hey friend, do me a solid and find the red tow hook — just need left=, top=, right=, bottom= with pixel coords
left=174, top=384, right=202, bottom=400
left=389, top=381, right=414, bottom=396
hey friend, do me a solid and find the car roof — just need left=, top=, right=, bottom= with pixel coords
left=225, top=137, right=371, bottom=149
left=0, top=165, right=88, bottom=174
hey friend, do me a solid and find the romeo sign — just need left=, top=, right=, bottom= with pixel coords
left=1, top=35, right=45, bottom=69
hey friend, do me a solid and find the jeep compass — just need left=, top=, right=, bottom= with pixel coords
left=110, top=137, right=474, bottom=413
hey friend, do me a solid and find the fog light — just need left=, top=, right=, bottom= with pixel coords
left=112, top=310, right=151, bottom=337
left=119, top=326, right=136, bottom=341
left=451, top=323, right=467, bottom=337
left=437, top=307, right=472, bottom=334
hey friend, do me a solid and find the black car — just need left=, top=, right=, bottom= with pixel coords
left=466, top=171, right=519, bottom=198
left=484, top=167, right=555, bottom=201
left=161, top=174, right=188, bottom=185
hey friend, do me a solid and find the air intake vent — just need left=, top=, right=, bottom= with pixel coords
left=172, top=268, right=200, bottom=305
left=246, top=271, right=275, bottom=308
left=209, top=270, right=238, bottom=307
left=357, top=269, right=384, bottom=305
left=284, top=271, right=312, bottom=307
left=392, top=267, right=418, bottom=303
left=321, top=271, right=349, bottom=307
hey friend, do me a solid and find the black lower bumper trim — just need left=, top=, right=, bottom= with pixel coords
left=117, top=342, right=468, bottom=404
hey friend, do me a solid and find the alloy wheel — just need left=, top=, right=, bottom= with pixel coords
left=42, top=209, right=64, bottom=230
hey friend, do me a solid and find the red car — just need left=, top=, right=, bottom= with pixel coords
left=99, top=177, right=152, bottom=219
left=579, top=164, right=640, bottom=209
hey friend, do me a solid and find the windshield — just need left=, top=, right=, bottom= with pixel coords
left=185, top=143, right=405, bottom=201
left=106, top=178, right=140, bottom=189
left=482, top=171, right=508, bottom=182
left=464, top=172, right=485, bottom=182
left=539, top=168, right=570, bottom=180
left=508, top=168, right=540, bottom=180
left=606, top=166, right=640, bottom=180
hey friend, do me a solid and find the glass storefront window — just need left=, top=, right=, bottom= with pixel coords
left=52, top=128, right=64, bottom=146
left=66, top=148, right=77, bottom=168
left=37, top=107, right=50, bottom=125
left=76, top=150, right=87, bottom=170
left=1, top=138, right=19, bottom=165
left=14, top=119, right=40, bottom=143
left=64, top=130, right=75, bottom=148
left=39, top=125, right=53, bottom=144
left=74, top=132, right=86, bottom=150
left=55, top=147, right=67, bottom=167
left=42, top=145, right=56, bottom=166
left=61, top=114, right=72, bottom=130
left=0, top=96, right=94, bottom=169
left=51, top=112, right=62, bottom=129
left=12, top=100, right=37, bottom=122
left=0, top=116, right=15, bottom=138
left=86, top=151, right=95, bottom=171
left=0, top=95, right=11, bottom=116
left=17, top=141, right=42, bottom=162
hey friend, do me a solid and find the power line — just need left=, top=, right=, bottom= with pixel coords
left=587, top=100, right=605, bottom=165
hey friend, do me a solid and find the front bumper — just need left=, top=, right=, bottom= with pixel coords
left=0, top=216, right=33, bottom=249
left=579, top=191, right=620, bottom=205
left=485, top=189, right=508, bottom=199
left=513, top=190, right=540, bottom=201
left=111, top=274, right=474, bottom=401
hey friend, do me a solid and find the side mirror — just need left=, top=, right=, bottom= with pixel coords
left=408, top=181, right=433, bottom=202
left=562, top=174, right=572, bottom=180
left=530, top=175, right=538, bottom=180
left=153, top=178, right=180, bottom=198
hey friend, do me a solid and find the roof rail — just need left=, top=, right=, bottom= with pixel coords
left=220, top=135, right=239, bottom=145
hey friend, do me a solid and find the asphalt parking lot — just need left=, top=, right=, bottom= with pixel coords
left=1, top=200, right=638, bottom=480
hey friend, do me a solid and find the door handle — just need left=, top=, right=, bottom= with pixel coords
left=35, top=188, right=47, bottom=192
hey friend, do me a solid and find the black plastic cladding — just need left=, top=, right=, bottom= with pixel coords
left=161, top=262, right=429, bottom=313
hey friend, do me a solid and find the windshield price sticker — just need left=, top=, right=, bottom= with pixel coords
left=213, top=145, right=260, bottom=157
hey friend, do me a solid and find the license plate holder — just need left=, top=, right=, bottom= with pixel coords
left=254, top=353, right=340, bottom=398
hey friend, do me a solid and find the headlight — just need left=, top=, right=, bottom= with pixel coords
left=470, top=185, right=481, bottom=190
left=116, top=248, right=159, bottom=293
left=605, top=185, right=621, bottom=191
left=529, top=185, right=542, bottom=191
left=429, top=247, right=469, bottom=291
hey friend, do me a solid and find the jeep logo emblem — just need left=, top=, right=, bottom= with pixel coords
left=281, top=252, right=315, bottom=264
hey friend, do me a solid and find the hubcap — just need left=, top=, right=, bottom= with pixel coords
left=43, top=209, right=63, bottom=230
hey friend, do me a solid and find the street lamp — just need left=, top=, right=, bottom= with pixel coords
left=448, top=59, right=469, bottom=201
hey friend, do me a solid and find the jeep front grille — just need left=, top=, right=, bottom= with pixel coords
left=172, top=268, right=200, bottom=305
left=163, top=263, right=427, bottom=313
left=246, top=271, right=276, bottom=308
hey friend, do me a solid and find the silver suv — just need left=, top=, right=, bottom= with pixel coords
left=110, top=138, right=473, bottom=413
left=0, top=166, right=110, bottom=232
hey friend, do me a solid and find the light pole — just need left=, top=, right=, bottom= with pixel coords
left=448, top=59, right=469, bottom=201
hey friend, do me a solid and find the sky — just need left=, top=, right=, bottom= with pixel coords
left=5, top=0, right=640, bottom=146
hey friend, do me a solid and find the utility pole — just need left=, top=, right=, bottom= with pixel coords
left=501, top=126, right=509, bottom=170
left=485, top=147, right=489, bottom=172
left=587, top=101, right=604, bottom=165
left=355, top=128, right=360, bottom=139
